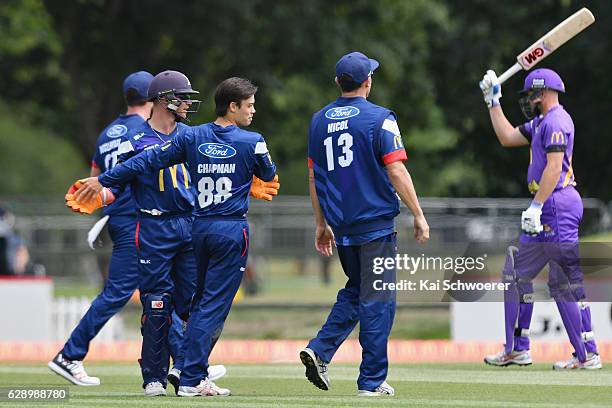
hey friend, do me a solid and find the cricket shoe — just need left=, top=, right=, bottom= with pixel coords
left=144, top=381, right=167, bottom=397
left=358, top=381, right=395, bottom=397
left=48, top=353, right=100, bottom=386
left=167, top=365, right=227, bottom=395
left=553, top=352, right=602, bottom=370
left=484, top=349, right=532, bottom=367
left=177, top=378, right=231, bottom=397
left=299, top=347, right=330, bottom=391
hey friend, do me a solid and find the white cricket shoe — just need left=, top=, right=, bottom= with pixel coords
left=48, top=353, right=100, bottom=386
left=177, top=378, right=231, bottom=397
left=168, top=365, right=226, bottom=395
left=144, top=381, right=167, bottom=397
left=484, top=349, right=532, bottom=367
left=358, top=381, right=395, bottom=397
left=300, top=348, right=330, bottom=391
left=553, top=352, right=602, bottom=370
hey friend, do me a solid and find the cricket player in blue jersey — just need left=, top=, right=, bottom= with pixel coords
left=480, top=68, right=601, bottom=369
left=302, top=52, right=429, bottom=396
left=72, top=77, right=277, bottom=397
left=49, top=71, right=154, bottom=386
left=69, top=70, right=227, bottom=396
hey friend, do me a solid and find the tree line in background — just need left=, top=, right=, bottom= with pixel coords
left=1, top=0, right=610, bottom=199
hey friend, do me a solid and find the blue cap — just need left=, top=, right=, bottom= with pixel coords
left=335, top=51, right=379, bottom=84
left=123, top=71, right=154, bottom=101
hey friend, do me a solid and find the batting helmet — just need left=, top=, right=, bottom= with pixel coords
left=148, top=70, right=200, bottom=118
left=520, top=68, right=565, bottom=94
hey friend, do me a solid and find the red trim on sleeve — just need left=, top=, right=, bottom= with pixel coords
left=382, top=149, right=408, bottom=165
left=308, top=157, right=313, bottom=169
left=91, top=160, right=99, bottom=169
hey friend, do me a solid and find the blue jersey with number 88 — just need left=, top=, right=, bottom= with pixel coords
left=100, top=122, right=276, bottom=218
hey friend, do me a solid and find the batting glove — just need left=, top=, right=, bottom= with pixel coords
left=250, top=174, right=280, bottom=201
left=479, top=69, right=502, bottom=108
left=65, top=181, right=115, bottom=215
left=521, top=200, right=543, bottom=236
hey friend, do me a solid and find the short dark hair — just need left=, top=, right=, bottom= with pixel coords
left=215, top=77, right=258, bottom=117
left=125, top=88, right=148, bottom=107
left=337, top=74, right=362, bottom=92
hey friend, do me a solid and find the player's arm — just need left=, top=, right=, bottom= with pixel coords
left=534, top=152, right=563, bottom=204
left=309, top=166, right=335, bottom=257
left=253, top=138, right=276, bottom=182
left=480, top=70, right=529, bottom=147
left=378, top=114, right=429, bottom=243
left=386, top=162, right=429, bottom=243
left=90, top=164, right=101, bottom=177
left=489, top=107, right=530, bottom=147
left=74, top=136, right=187, bottom=202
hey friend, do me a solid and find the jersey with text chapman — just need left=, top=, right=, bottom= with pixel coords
left=308, top=96, right=407, bottom=239
left=100, top=122, right=276, bottom=218
left=110, top=121, right=195, bottom=215
left=91, top=114, right=143, bottom=216
left=519, top=105, right=576, bottom=195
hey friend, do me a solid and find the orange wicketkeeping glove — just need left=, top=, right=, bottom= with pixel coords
left=249, top=174, right=280, bottom=201
left=65, top=180, right=115, bottom=215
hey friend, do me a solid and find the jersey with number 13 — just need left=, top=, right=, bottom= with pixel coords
left=307, top=96, right=407, bottom=236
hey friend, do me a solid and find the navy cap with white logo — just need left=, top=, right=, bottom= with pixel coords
left=335, top=51, right=379, bottom=84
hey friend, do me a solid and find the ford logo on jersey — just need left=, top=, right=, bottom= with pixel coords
left=325, top=106, right=360, bottom=120
left=106, top=124, right=128, bottom=138
left=198, top=143, right=237, bottom=159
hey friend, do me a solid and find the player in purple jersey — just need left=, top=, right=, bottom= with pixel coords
left=302, top=52, right=429, bottom=396
left=479, top=68, right=601, bottom=369
left=48, top=71, right=153, bottom=386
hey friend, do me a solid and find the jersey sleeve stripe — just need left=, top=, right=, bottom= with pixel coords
left=308, top=157, right=313, bottom=169
left=382, top=149, right=407, bottom=165
left=255, top=141, right=268, bottom=154
left=382, top=118, right=400, bottom=135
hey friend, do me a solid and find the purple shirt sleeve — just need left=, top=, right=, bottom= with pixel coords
left=542, top=123, right=568, bottom=153
left=519, top=119, right=533, bottom=143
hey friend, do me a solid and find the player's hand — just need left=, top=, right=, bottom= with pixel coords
left=66, top=179, right=115, bottom=215
left=521, top=200, right=543, bottom=236
left=413, top=214, right=430, bottom=243
left=315, top=224, right=336, bottom=257
left=250, top=175, right=280, bottom=201
left=479, top=69, right=502, bottom=108
left=73, top=177, right=104, bottom=203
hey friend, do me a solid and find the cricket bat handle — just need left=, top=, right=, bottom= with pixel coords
left=498, top=63, right=523, bottom=85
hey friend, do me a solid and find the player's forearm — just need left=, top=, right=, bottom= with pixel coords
left=534, top=165, right=561, bottom=204
left=309, top=169, right=327, bottom=227
left=386, top=163, right=424, bottom=218
left=489, top=106, right=517, bottom=147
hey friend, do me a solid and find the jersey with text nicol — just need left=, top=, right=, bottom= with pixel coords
left=115, top=121, right=195, bottom=214
left=92, top=114, right=143, bottom=216
left=308, top=97, right=407, bottom=236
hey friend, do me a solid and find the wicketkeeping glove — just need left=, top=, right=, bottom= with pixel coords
left=521, top=200, right=543, bottom=236
left=65, top=180, right=115, bottom=215
left=479, top=69, right=502, bottom=108
left=249, top=175, right=280, bottom=201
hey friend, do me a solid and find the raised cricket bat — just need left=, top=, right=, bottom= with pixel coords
left=497, top=7, right=595, bottom=84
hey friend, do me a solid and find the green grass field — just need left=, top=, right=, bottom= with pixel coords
left=2, top=363, right=611, bottom=408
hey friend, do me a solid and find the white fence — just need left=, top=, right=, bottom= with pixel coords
left=51, top=296, right=125, bottom=342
